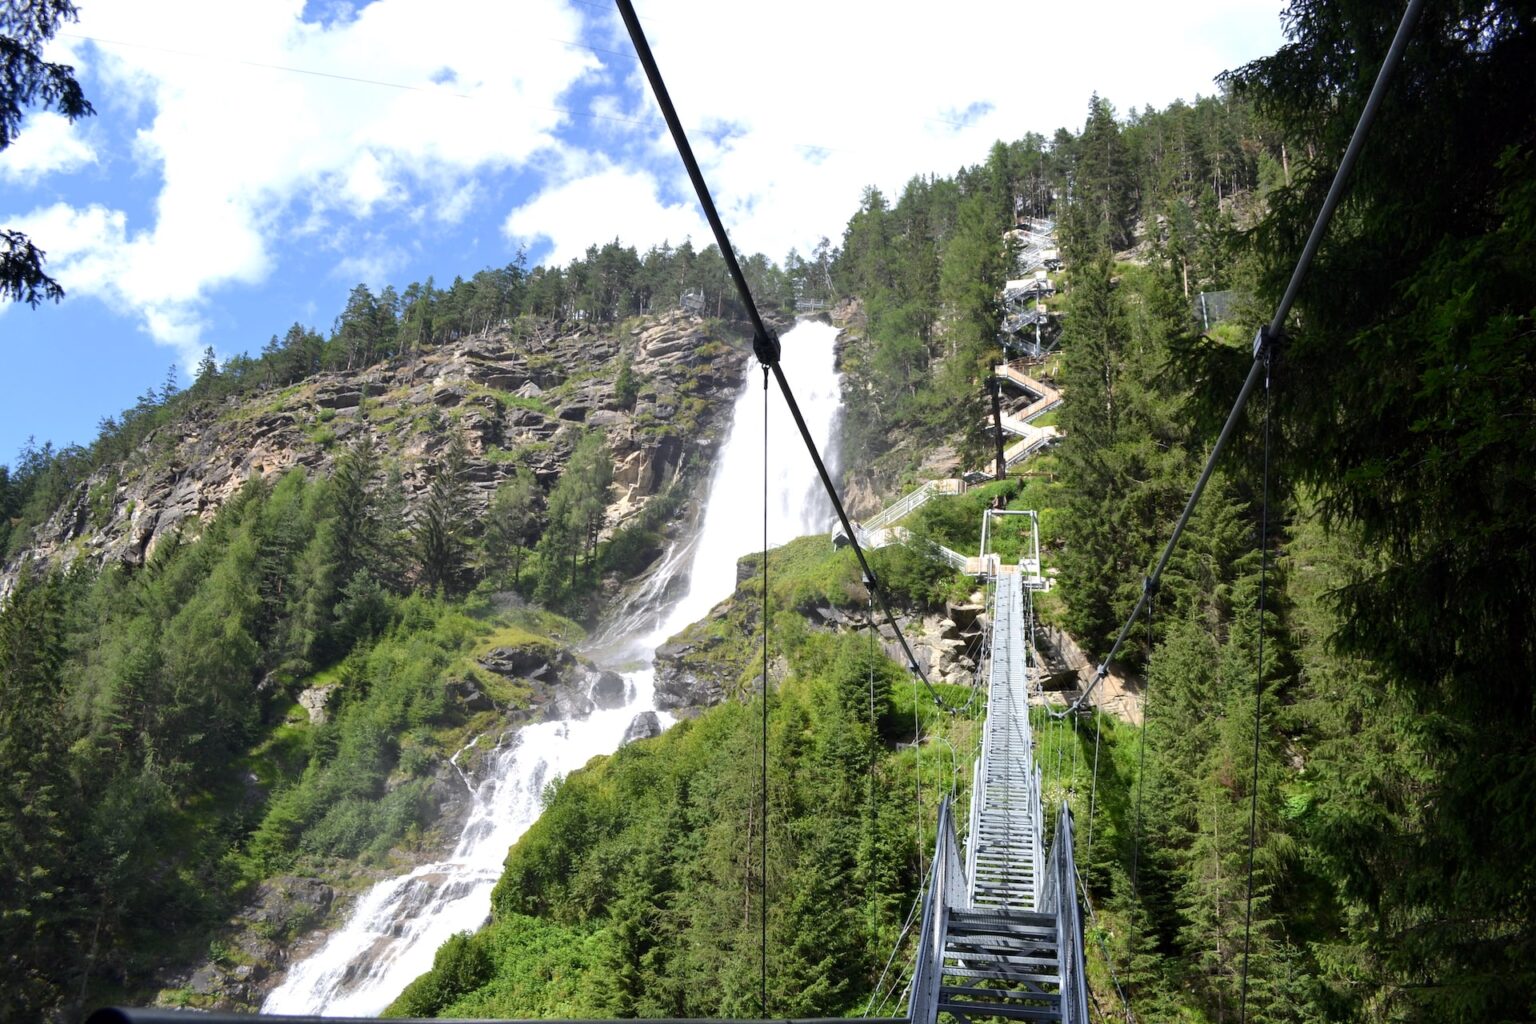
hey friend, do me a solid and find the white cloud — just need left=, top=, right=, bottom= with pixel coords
left=538, top=0, right=1287, bottom=264
left=15, top=0, right=600, bottom=350
left=9, top=0, right=1288, bottom=356
left=333, top=247, right=407, bottom=289
left=505, top=164, right=707, bottom=266
left=0, top=112, right=98, bottom=181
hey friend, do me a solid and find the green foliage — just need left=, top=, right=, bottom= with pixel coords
left=414, top=430, right=474, bottom=595
left=421, top=625, right=972, bottom=1018
left=0, top=448, right=593, bottom=1015
left=1, top=0, right=94, bottom=308
left=529, top=430, right=613, bottom=611
left=1211, top=2, right=1536, bottom=1016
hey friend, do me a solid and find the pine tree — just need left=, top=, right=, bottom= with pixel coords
left=1, top=0, right=94, bottom=307
left=414, top=430, right=472, bottom=594
left=483, top=469, right=538, bottom=586
left=1223, top=1, right=1536, bottom=1014
left=0, top=571, right=77, bottom=1016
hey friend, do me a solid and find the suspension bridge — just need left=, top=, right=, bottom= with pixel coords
left=906, top=526, right=1088, bottom=1024
left=90, top=0, right=1426, bottom=1018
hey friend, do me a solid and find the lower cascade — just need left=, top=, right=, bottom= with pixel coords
left=262, top=319, right=842, bottom=1015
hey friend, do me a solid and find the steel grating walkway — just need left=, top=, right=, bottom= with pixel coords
left=939, top=572, right=1063, bottom=1024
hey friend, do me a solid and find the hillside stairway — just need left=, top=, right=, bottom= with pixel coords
left=910, top=571, right=1088, bottom=1024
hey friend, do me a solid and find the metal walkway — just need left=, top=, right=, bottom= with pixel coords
left=911, top=569, right=1088, bottom=1024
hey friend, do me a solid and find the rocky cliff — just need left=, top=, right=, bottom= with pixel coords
left=3, top=310, right=777, bottom=593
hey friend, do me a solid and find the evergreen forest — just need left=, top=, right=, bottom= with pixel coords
left=2, top=0, right=1534, bottom=1021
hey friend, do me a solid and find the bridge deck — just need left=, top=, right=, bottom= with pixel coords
left=937, top=572, right=1063, bottom=1023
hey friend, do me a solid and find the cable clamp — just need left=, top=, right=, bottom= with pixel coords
left=1142, top=575, right=1159, bottom=597
left=1253, top=324, right=1285, bottom=362
left=754, top=327, right=781, bottom=367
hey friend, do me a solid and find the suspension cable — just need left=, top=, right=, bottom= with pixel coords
left=1130, top=588, right=1154, bottom=895
left=1057, top=0, right=1427, bottom=719
left=864, top=892, right=923, bottom=1017
left=760, top=367, right=770, bottom=1017
left=1086, top=698, right=1103, bottom=864
left=615, top=0, right=957, bottom=714
left=1237, top=339, right=1274, bottom=1023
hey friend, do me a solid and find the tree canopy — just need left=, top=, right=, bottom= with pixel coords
left=1, top=0, right=94, bottom=307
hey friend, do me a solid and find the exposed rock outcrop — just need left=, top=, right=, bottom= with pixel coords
left=652, top=633, right=736, bottom=711
left=165, top=876, right=335, bottom=1010
left=623, top=711, right=662, bottom=745
left=2, top=311, right=764, bottom=597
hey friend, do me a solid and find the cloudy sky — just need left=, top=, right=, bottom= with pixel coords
left=0, top=0, right=1286, bottom=464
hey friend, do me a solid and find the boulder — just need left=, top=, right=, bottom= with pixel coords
left=589, top=670, right=628, bottom=710
left=544, top=689, right=594, bottom=721
left=623, top=711, right=662, bottom=745
left=478, top=644, right=569, bottom=680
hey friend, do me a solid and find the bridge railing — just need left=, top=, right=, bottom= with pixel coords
left=863, top=480, right=938, bottom=530
left=1039, top=802, right=1090, bottom=1024
left=909, top=796, right=965, bottom=1024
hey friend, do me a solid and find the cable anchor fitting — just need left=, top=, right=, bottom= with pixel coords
left=753, top=327, right=781, bottom=368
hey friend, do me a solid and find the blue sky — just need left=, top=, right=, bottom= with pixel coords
left=0, top=0, right=1287, bottom=467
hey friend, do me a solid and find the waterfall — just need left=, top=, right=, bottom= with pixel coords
left=262, top=319, right=842, bottom=1015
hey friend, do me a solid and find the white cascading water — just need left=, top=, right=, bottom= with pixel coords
left=262, top=319, right=842, bottom=1016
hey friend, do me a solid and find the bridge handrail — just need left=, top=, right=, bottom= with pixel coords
left=1005, top=432, right=1055, bottom=468
left=909, top=796, right=964, bottom=1024
left=864, top=481, right=937, bottom=530
left=1039, top=803, right=1090, bottom=1024
left=854, top=525, right=972, bottom=573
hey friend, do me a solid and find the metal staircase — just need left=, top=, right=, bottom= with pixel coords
left=911, top=568, right=1088, bottom=1024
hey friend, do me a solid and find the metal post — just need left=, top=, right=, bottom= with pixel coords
left=989, top=376, right=1006, bottom=480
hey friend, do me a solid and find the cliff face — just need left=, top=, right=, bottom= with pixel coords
left=3, top=310, right=767, bottom=593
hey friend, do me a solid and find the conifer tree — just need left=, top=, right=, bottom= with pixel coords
left=0, top=571, right=76, bottom=1015
left=483, top=468, right=538, bottom=586
left=414, top=430, right=472, bottom=594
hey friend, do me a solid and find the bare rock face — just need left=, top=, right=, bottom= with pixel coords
left=623, top=711, right=662, bottom=745
left=163, top=877, right=334, bottom=1010
left=2, top=312, right=759, bottom=596
left=652, top=636, right=735, bottom=711
left=297, top=684, right=339, bottom=724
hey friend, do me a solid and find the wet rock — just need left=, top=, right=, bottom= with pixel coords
left=478, top=644, right=570, bottom=680
left=590, top=670, right=628, bottom=710
left=545, top=690, right=594, bottom=721
left=623, top=711, right=662, bottom=745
